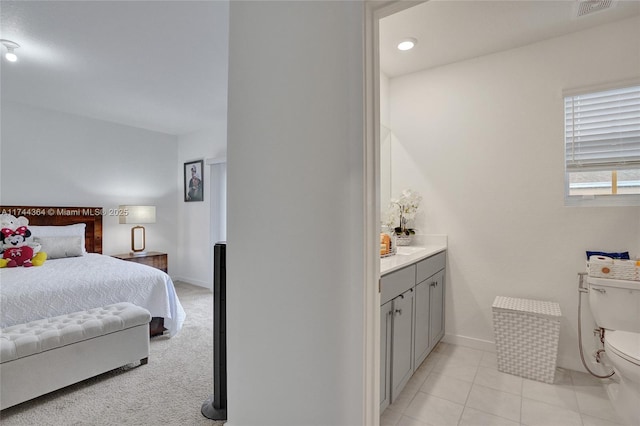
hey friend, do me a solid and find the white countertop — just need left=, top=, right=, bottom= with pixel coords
left=381, top=235, right=447, bottom=276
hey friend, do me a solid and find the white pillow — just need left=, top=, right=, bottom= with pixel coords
left=35, top=236, right=84, bottom=259
left=29, top=223, right=86, bottom=253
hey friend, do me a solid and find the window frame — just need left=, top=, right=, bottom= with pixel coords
left=563, top=80, right=640, bottom=207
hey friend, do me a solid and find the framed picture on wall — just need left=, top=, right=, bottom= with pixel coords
left=184, top=160, right=204, bottom=202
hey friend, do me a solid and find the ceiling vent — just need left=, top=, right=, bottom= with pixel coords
left=575, top=0, right=617, bottom=18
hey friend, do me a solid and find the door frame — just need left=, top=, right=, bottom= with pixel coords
left=363, top=2, right=424, bottom=424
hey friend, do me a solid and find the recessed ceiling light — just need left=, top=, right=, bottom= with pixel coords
left=397, top=38, right=417, bottom=51
left=0, top=39, right=20, bottom=62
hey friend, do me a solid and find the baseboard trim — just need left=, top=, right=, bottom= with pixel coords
left=443, top=333, right=496, bottom=353
left=173, top=276, right=211, bottom=290
left=443, top=334, right=589, bottom=373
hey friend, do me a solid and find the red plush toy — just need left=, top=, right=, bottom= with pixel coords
left=1, top=226, right=36, bottom=267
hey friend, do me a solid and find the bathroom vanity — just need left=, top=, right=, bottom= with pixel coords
left=380, top=241, right=447, bottom=412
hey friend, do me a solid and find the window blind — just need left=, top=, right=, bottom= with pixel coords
left=564, top=84, right=640, bottom=172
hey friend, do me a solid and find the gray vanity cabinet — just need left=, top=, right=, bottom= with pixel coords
left=414, top=251, right=446, bottom=368
left=413, top=279, right=431, bottom=368
left=380, top=250, right=446, bottom=412
left=380, top=301, right=392, bottom=409
left=380, top=288, right=414, bottom=411
left=391, top=288, right=414, bottom=401
left=428, top=269, right=445, bottom=350
left=379, top=264, right=415, bottom=412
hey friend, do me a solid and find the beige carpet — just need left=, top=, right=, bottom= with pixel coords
left=0, top=282, right=224, bottom=426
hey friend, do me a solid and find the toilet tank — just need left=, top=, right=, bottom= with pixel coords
left=588, top=277, right=640, bottom=333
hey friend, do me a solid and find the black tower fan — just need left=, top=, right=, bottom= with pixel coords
left=201, top=242, right=227, bottom=420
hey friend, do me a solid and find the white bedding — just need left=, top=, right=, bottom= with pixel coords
left=0, top=253, right=185, bottom=336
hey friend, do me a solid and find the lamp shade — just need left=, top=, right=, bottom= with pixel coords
left=119, top=205, right=156, bottom=224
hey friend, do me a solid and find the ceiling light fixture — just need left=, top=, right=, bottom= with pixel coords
left=0, top=39, right=20, bottom=62
left=397, top=38, right=417, bottom=51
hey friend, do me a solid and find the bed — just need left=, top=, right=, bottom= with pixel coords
left=0, top=206, right=185, bottom=337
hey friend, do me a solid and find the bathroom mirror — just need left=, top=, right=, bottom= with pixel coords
left=380, top=124, right=392, bottom=222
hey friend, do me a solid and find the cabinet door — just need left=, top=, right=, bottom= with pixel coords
left=413, top=279, right=431, bottom=370
left=380, top=301, right=392, bottom=411
left=429, top=270, right=445, bottom=349
left=391, top=288, right=414, bottom=401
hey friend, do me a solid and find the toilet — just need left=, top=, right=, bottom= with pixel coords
left=588, top=277, right=640, bottom=424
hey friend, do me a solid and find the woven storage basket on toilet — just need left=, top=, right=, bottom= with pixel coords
left=587, top=256, right=640, bottom=281
left=492, top=296, right=562, bottom=384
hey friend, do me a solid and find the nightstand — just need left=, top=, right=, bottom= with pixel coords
left=112, top=251, right=168, bottom=273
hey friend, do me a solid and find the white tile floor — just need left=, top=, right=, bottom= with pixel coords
left=380, top=342, right=629, bottom=426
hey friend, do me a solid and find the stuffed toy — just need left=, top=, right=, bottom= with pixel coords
left=0, top=213, right=43, bottom=258
left=0, top=213, right=29, bottom=231
left=0, top=214, right=31, bottom=256
left=0, top=226, right=47, bottom=268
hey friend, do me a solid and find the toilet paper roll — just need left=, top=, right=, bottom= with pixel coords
left=588, top=255, right=614, bottom=278
left=589, top=255, right=613, bottom=264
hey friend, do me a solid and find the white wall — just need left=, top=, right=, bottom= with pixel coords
left=0, top=102, right=179, bottom=271
left=173, top=0, right=228, bottom=290
left=389, top=16, right=640, bottom=370
left=176, top=126, right=227, bottom=289
left=226, top=2, right=366, bottom=425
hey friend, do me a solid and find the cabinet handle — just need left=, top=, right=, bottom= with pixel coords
left=430, top=282, right=437, bottom=287
left=395, top=309, right=402, bottom=316
left=398, top=294, right=404, bottom=299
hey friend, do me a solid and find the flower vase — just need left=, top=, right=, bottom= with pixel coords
left=395, top=234, right=412, bottom=246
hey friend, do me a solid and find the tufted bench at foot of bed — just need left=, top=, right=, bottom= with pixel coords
left=0, top=303, right=151, bottom=410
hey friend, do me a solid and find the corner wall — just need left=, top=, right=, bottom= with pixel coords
left=388, top=16, right=640, bottom=370
left=226, top=2, right=366, bottom=424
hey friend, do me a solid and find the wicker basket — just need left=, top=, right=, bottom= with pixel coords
left=492, top=296, right=561, bottom=384
left=587, top=256, right=640, bottom=281
left=379, top=233, right=397, bottom=258
left=395, top=234, right=412, bottom=246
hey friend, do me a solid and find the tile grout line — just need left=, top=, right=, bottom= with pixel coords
left=456, top=358, right=481, bottom=426
left=384, top=344, right=626, bottom=426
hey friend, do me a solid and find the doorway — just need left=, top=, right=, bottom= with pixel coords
left=364, top=2, right=422, bottom=425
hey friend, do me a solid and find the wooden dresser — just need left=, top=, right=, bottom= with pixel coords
left=111, top=251, right=168, bottom=273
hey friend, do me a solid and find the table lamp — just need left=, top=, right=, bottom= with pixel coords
left=119, top=205, right=156, bottom=255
